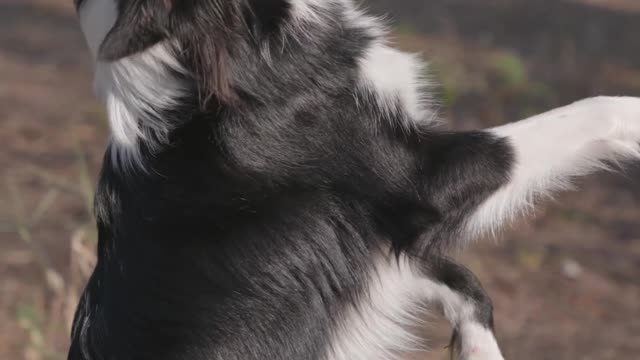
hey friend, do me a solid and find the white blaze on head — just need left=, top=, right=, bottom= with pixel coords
left=78, top=0, right=119, bottom=59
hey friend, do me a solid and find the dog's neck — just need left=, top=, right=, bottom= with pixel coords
left=87, top=0, right=434, bottom=173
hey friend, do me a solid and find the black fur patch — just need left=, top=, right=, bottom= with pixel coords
left=247, top=0, right=291, bottom=36
left=428, top=257, right=495, bottom=330
left=69, top=1, right=514, bottom=359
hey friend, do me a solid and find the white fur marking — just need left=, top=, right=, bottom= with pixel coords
left=326, top=256, right=503, bottom=360
left=419, top=279, right=503, bottom=360
left=289, top=0, right=333, bottom=24
left=326, top=257, right=428, bottom=360
left=291, top=1, right=435, bottom=125
left=358, top=43, right=433, bottom=125
left=420, top=277, right=475, bottom=327
left=455, top=323, right=504, bottom=360
left=467, top=96, right=640, bottom=238
left=342, top=4, right=387, bottom=38
left=79, top=1, right=187, bottom=169
left=95, top=43, right=186, bottom=145
left=97, top=43, right=187, bottom=169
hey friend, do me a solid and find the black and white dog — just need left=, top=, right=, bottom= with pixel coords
left=69, top=0, right=640, bottom=359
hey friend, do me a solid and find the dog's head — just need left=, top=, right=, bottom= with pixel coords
left=75, top=0, right=296, bottom=104
left=74, top=1, right=388, bottom=168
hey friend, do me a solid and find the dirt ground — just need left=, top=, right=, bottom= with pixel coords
left=1, top=1, right=638, bottom=359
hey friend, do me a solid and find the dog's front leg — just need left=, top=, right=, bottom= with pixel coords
left=419, top=258, right=504, bottom=360
left=466, top=96, right=640, bottom=238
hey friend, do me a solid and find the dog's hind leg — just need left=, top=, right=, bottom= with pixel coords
left=466, top=96, right=640, bottom=239
left=418, top=257, right=504, bottom=360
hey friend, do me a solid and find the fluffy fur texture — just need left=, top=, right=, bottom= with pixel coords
left=70, top=1, right=640, bottom=360
left=466, top=97, right=640, bottom=238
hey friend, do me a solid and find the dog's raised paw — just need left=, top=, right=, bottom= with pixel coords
left=455, top=348, right=505, bottom=360
left=449, top=324, right=505, bottom=360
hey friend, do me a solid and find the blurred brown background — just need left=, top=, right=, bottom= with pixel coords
left=0, top=0, right=638, bottom=359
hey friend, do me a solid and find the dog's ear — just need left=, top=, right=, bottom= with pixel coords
left=177, top=2, right=243, bottom=106
left=98, top=0, right=173, bottom=61
left=98, top=0, right=239, bottom=105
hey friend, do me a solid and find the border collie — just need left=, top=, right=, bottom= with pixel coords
left=70, top=1, right=640, bottom=359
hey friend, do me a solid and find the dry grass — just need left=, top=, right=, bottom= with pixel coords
left=3, top=151, right=97, bottom=360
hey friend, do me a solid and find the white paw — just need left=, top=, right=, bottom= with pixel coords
left=452, top=324, right=505, bottom=360
left=456, top=347, right=505, bottom=360
left=575, top=96, right=640, bottom=141
left=556, top=97, right=640, bottom=162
